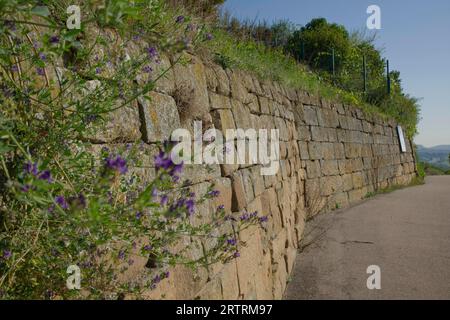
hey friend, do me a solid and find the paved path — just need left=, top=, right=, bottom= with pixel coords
left=285, top=176, right=450, bottom=300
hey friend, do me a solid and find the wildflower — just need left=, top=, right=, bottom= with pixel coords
left=24, top=162, right=38, bottom=176
left=208, top=190, right=220, bottom=197
left=154, top=151, right=173, bottom=171
left=170, top=162, right=184, bottom=176
left=21, top=184, right=31, bottom=192
left=118, top=250, right=126, bottom=260
left=175, top=15, right=185, bottom=24
left=36, top=67, right=45, bottom=76
left=142, top=65, right=153, bottom=73
left=233, top=251, right=240, bottom=258
left=259, top=216, right=269, bottom=223
left=105, top=155, right=128, bottom=174
left=160, top=195, right=168, bottom=206
left=151, top=187, right=158, bottom=199
left=95, top=67, right=101, bottom=74
left=185, top=199, right=195, bottom=215
left=135, top=211, right=143, bottom=220
left=55, top=195, right=68, bottom=209
left=39, top=52, right=46, bottom=61
left=38, top=170, right=52, bottom=183
left=205, top=33, right=214, bottom=41
left=186, top=23, right=195, bottom=32
left=217, top=204, right=225, bottom=211
left=240, top=212, right=250, bottom=221
left=85, top=114, right=98, bottom=123
left=152, top=274, right=161, bottom=284
left=164, top=271, right=170, bottom=278
left=147, top=46, right=158, bottom=59
left=49, top=35, right=59, bottom=44
left=250, top=211, right=258, bottom=218
left=10, top=65, right=18, bottom=72
left=2, top=250, right=12, bottom=260
left=143, top=245, right=152, bottom=251
left=227, top=238, right=237, bottom=246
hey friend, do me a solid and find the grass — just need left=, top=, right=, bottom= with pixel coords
left=201, top=28, right=410, bottom=134
left=365, top=176, right=425, bottom=199
left=420, top=162, right=450, bottom=176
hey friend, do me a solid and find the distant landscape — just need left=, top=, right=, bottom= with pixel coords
left=417, top=145, right=450, bottom=169
left=417, top=145, right=450, bottom=175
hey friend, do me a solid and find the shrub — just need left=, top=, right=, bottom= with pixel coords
left=0, top=0, right=265, bottom=299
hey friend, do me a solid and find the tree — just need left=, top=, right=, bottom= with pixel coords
left=285, top=18, right=351, bottom=73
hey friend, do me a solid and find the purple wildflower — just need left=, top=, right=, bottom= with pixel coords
left=36, top=67, right=45, bottom=76
left=176, top=15, right=185, bottom=23
left=240, top=213, right=250, bottom=221
left=217, top=204, right=225, bottom=211
left=105, top=155, right=128, bottom=174
left=152, top=274, right=161, bottom=284
left=55, top=195, right=68, bottom=209
left=185, top=199, right=195, bottom=215
left=142, top=65, right=153, bottom=73
left=154, top=151, right=173, bottom=171
left=118, top=250, right=126, bottom=260
left=233, top=251, right=240, bottom=258
left=38, top=170, right=52, bottom=183
left=21, top=184, right=31, bottom=192
left=227, top=238, right=237, bottom=246
left=164, top=271, right=170, bottom=278
left=147, top=46, right=158, bottom=59
left=49, top=35, right=59, bottom=44
left=151, top=187, right=158, bottom=200
left=39, top=52, right=46, bottom=61
left=95, top=67, right=101, bottom=74
left=2, top=250, right=12, bottom=260
left=205, top=33, right=214, bottom=41
left=208, top=190, right=220, bottom=198
left=259, top=216, right=269, bottom=223
left=143, top=245, right=152, bottom=251
left=170, top=162, right=184, bottom=176
left=10, top=65, right=18, bottom=72
left=24, top=162, right=38, bottom=176
left=135, top=211, right=143, bottom=220
left=160, top=195, right=168, bottom=206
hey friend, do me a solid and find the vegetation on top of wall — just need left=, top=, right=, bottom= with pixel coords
left=205, top=11, right=420, bottom=138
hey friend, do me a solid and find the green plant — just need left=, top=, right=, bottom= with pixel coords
left=0, top=0, right=266, bottom=299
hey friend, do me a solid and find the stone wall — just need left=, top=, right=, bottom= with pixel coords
left=88, top=53, right=418, bottom=299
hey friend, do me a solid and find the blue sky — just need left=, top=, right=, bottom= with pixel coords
left=222, top=0, right=450, bottom=147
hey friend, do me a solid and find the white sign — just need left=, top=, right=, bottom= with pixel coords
left=397, top=126, right=407, bottom=153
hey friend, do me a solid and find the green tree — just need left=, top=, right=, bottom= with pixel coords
left=285, top=18, right=351, bottom=73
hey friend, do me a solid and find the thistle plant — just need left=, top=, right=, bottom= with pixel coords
left=0, top=1, right=266, bottom=299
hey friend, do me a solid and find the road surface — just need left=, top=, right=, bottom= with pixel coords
left=285, top=176, right=450, bottom=300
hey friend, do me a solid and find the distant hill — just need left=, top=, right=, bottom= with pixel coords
left=417, top=145, right=450, bottom=170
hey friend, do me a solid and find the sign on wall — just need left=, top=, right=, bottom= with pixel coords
left=397, top=126, right=407, bottom=153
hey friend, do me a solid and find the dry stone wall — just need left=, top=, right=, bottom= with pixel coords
left=88, top=53, right=417, bottom=299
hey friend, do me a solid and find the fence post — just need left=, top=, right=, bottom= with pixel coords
left=363, top=55, right=367, bottom=93
left=331, top=48, right=336, bottom=77
left=387, top=59, right=391, bottom=95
